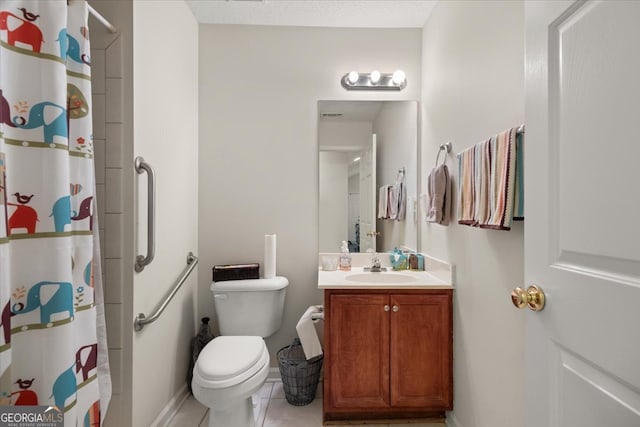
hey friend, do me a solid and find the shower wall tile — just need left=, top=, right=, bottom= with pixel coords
left=92, top=93, right=106, bottom=139
left=100, top=236, right=106, bottom=269
left=105, top=36, right=122, bottom=78
left=90, top=49, right=105, bottom=94
left=108, top=349, right=123, bottom=394
left=104, top=213, right=123, bottom=259
left=96, top=183, right=105, bottom=226
left=106, top=123, right=123, bottom=168
left=104, top=394, right=122, bottom=426
left=106, top=78, right=123, bottom=123
left=105, top=303, right=123, bottom=349
left=105, top=169, right=123, bottom=213
left=94, top=139, right=105, bottom=184
left=94, top=41, right=126, bottom=425
left=104, top=258, right=123, bottom=303
left=99, top=231, right=105, bottom=278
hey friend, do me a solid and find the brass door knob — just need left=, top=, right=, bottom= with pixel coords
left=511, top=285, right=545, bottom=311
left=366, top=231, right=381, bottom=237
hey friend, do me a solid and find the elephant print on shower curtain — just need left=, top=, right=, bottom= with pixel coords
left=75, top=344, right=97, bottom=382
left=57, top=29, right=91, bottom=65
left=0, top=90, right=15, bottom=128
left=83, top=400, right=100, bottom=427
left=13, top=101, right=68, bottom=144
left=7, top=202, right=38, bottom=234
left=0, top=11, right=43, bottom=53
left=12, top=281, right=74, bottom=325
left=71, top=196, right=93, bottom=230
left=50, top=195, right=71, bottom=233
left=0, top=301, right=13, bottom=346
left=51, top=364, right=76, bottom=411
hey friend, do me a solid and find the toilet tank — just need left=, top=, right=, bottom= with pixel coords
left=210, top=277, right=288, bottom=337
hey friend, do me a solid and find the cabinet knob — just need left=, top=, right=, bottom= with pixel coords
left=392, top=305, right=399, bottom=312
left=384, top=305, right=390, bottom=312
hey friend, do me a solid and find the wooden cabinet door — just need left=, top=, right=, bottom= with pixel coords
left=390, top=294, right=452, bottom=409
left=327, top=293, right=390, bottom=409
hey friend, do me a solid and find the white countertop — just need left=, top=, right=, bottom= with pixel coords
left=317, top=253, right=454, bottom=290
left=318, top=267, right=453, bottom=289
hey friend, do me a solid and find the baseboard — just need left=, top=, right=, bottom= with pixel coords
left=266, top=367, right=281, bottom=382
left=150, top=383, right=190, bottom=427
left=446, top=412, right=462, bottom=427
left=266, top=367, right=324, bottom=384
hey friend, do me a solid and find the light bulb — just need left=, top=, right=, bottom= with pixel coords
left=370, top=70, right=381, bottom=84
left=353, top=156, right=361, bottom=163
left=347, top=71, right=359, bottom=84
left=392, top=69, right=406, bottom=85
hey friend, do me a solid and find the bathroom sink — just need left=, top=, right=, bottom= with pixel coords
left=345, top=272, right=416, bottom=284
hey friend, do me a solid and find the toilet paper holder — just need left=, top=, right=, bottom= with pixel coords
left=311, top=306, right=324, bottom=321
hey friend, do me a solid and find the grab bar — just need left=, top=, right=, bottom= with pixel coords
left=134, top=252, right=199, bottom=331
left=135, top=156, right=155, bottom=272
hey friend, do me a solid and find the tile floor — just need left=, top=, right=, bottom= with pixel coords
left=167, top=381, right=446, bottom=427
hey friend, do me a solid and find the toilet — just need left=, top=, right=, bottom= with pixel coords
left=192, top=276, right=288, bottom=427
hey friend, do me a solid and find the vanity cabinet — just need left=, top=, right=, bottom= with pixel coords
left=323, top=289, right=453, bottom=423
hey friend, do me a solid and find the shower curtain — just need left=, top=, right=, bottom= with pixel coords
left=0, top=0, right=111, bottom=425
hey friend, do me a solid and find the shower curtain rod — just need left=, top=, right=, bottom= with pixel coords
left=88, top=3, right=117, bottom=33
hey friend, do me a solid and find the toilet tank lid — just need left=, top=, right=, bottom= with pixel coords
left=211, top=276, right=288, bottom=292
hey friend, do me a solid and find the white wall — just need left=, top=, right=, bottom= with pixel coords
left=319, top=152, right=349, bottom=252
left=199, top=25, right=421, bottom=364
left=318, top=121, right=372, bottom=150
left=132, top=2, right=199, bottom=426
left=374, top=101, right=418, bottom=252
left=420, top=2, right=525, bottom=427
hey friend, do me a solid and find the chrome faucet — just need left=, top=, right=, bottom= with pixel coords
left=364, top=250, right=386, bottom=272
left=371, top=255, right=381, bottom=270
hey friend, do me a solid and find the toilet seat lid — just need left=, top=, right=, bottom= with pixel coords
left=194, top=336, right=268, bottom=388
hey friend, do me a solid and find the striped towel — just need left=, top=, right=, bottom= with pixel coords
left=457, top=146, right=476, bottom=225
left=474, top=138, right=492, bottom=226
left=480, top=127, right=517, bottom=230
left=456, top=126, right=524, bottom=229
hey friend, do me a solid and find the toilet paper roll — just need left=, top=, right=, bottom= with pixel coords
left=296, top=305, right=323, bottom=359
left=263, top=234, right=276, bottom=279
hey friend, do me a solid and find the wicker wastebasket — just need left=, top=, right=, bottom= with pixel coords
left=277, top=338, right=323, bottom=406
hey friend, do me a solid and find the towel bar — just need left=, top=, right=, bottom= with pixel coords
left=435, top=141, right=452, bottom=166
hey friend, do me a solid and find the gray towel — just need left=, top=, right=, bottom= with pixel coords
left=426, top=164, right=451, bottom=225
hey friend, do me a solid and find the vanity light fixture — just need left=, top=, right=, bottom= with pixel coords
left=370, top=70, right=381, bottom=84
left=341, top=69, right=407, bottom=91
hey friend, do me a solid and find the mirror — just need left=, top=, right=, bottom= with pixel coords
left=318, top=100, right=418, bottom=253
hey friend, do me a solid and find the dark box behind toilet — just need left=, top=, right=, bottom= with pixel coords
left=212, top=263, right=260, bottom=282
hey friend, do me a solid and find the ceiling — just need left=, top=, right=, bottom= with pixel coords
left=186, top=0, right=437, bottom=28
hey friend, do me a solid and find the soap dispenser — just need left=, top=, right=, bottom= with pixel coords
left=339, top=241, right=352, bottom=271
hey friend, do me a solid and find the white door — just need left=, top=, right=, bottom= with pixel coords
left=359, top=134, right=377, bottom=252
left=525, top=1, right=640, bottom=426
